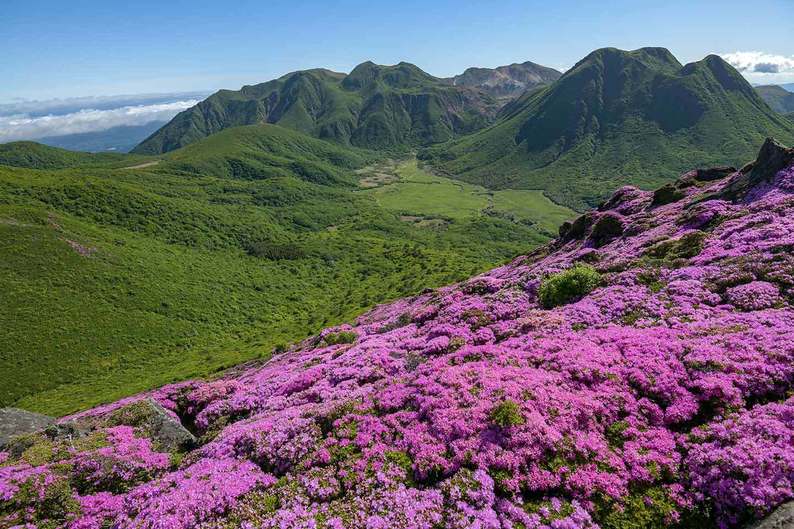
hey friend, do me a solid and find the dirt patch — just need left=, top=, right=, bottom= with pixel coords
left=122, top=160, right=160, bottom=170
left=62, top=238, right=97, bottom=257
left=359, top=172, right=399, bottom=188
left=398, top=215, right=449, bottom=229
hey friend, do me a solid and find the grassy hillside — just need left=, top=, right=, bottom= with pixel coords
left=0, top=141, right=152, bottom=169
left=756, top=84, right=794, bottom=113
left=422, top=48, right=794, bottom=210
left=0, top=129, right=563, bottom=415
left=133, top=63, right=500, bottom=154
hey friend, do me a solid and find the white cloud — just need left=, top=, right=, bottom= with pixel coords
left=0, top=99, right=200, bottom=142
left=0, top=92, right=209, bottom=118
left=719, top=51, right=794, bottom=84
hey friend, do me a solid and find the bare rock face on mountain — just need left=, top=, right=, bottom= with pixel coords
left=444, top=61, right=562, bottom=101
left=0, top=408, right=54, bottom=448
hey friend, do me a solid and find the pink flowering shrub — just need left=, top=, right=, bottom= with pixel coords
left=725, top=281, right=781, bottom=311
left=3, top=152, right=794, bottom=528
left=685, top=399, right=794, bottom=528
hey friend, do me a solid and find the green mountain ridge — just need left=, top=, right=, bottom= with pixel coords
left=755, top=84, right=794, bottom=114
left=0, top=141, right=152, bottom=169
left=133, top=62, right=501, bottom=154
left=421, top=47, right=794, bottom=210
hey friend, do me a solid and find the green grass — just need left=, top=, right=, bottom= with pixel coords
left=0, top=131, right=565, bottom=416
left=491, top=190, right=576, bottom=234
left=362, top=158, right=574, bottom=236
left=363, top=159, right=490, bottom=220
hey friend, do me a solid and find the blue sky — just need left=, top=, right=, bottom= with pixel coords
left=2, top=0, right=793, bottom=102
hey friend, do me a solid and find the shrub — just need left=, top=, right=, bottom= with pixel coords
left=244, top=241, right=305, bottom=260
left=489, top=400, right=525, bottom=428
left=538, top=265, right=602, bottom=308
left=652, top=183, right=686, bottom=206
left=322, top=331, right=357, bottom=346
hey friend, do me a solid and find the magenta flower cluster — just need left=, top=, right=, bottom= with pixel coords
left=2, top=156, right=794, bottom=528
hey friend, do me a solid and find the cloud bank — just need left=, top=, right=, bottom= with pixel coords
left=720, top=51, right=794, bottom=83
left=0, top=94, right=205, bottom=143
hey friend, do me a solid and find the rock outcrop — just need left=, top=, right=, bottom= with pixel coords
left=0, top=408, right=54, bottom=449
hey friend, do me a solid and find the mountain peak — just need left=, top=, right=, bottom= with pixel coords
left=342, top=61, right=437, bottom=91
left=445, top=60, right=561, bottom=101
left=424, top=48, right=794, bottom=211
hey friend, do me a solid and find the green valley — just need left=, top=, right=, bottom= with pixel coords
left=361, top=158, right=573, bottom=234
left=0, top=125, right=560, bottom=415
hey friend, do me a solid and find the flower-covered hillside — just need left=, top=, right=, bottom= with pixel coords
left=2, top=139, right=794, bottom=529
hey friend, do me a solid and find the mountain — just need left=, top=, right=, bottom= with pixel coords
left=0, top=127, right=565, bottom=414
left=133, top=63, right=500, bottom=154
left=782, top=82, right=794, bottom=92
left=37, top=121, right=167, bottom=153
left=444, top=61, right=562, bottom=100
left=755, top=84, right=794, bottom=113
left=4, top=139, right=793, bottom=529
left=422, top=47, right=794, bottom=210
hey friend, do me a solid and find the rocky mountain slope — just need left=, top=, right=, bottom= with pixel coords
left=444, top=61, right=562, bottom=101
left=132, top=63, right=501, bottom=154
left=2, top=139, right=792, bottom=528
left=756, top=84, right=794, bottom=114
left=422, top=47, right=794, bottom=210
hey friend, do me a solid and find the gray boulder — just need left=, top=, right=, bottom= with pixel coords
left=78, top=398, right=195, bottom=451
left=0, top=407, right=55, bottom=449
left=747, top=501, right=794, bottom=529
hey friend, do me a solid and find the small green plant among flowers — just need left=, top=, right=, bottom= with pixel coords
left=539, top=264, right=602, bottom=308
left=489, top=400, right=525, bottom=428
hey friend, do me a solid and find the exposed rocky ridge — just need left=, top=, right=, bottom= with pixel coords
left=443, top=61, right=562, bottom=101
left=2, top=141, right=794, bottom=528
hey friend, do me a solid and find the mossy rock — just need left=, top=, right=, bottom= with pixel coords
left=644, top=231, right=707, bottom=261
left=0, top=408, right=54, bottom=449
left=590, top=213, right=625, bottom=247
left=652, top=183, right=686, bottom=206
left=81, top=399, right=196, bottom=451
